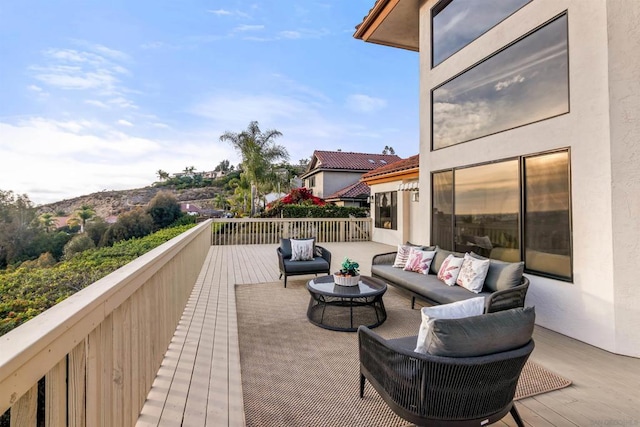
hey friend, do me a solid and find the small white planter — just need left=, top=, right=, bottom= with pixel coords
left=334, top=274, right=360, bottom=287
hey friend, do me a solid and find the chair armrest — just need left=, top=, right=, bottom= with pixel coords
left=372, top=252, right=397, bottom=266
left=277, top=247, right=286, bottom=272
left=484, top=277, right=530, bottom=313
left=315, top=245, right=332, bottom=266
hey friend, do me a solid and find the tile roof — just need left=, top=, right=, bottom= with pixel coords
left=324, top=181, right=371, bottom=201
left=309, top=150, right=402, bottom=172
left=361, top=154, right=419, bottom=180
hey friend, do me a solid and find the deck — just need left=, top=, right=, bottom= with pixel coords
left=136, top=242, right=640, bottom=426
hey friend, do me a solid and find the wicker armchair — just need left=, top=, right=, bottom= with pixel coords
left=277, top=238, right=331, bottom=288
left=358, top=309, right=535, bottom=426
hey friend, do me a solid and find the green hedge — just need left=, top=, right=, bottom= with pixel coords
left=260, top=205, right=368, bottom=218
left=0, top=223, right=196, bottom=336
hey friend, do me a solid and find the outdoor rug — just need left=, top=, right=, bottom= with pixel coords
left=236, top=280, right=572, bottom=427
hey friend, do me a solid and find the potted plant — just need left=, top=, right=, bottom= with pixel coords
left=334, top=257, right=361, bottom=286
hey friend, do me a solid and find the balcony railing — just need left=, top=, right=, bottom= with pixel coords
left=0, top=220, right=212, bottom=426
left=211, top=217, right=372, bottom=245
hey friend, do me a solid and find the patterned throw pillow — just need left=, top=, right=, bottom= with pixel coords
left=437, top=254, right=465, bottom=286
left=392, top=245, right=413, bottom=268
left=403, top=248, right=436, bottom=275
left=290, top=238, right=315, bottom=261
left=456, top=253, right=491, bottom=293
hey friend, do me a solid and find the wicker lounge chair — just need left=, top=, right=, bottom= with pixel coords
left=358, top=307, right=535, bottom=426
left=277, top=238, right=331, bottom=288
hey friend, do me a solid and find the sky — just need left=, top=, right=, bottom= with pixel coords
left=0, top=0, right=419, bottom=205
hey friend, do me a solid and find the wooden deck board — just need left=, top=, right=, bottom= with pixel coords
left=138, top=242, right=640, bottom=427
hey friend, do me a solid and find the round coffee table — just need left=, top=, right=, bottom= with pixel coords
left=306, top=275, right=387, bottom=332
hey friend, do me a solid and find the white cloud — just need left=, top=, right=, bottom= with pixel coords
left=495, top=74, right=525, bottom=91
left=345, top=94, right=387, bottom=113
left=0, top=118, right=233, bottom=204
left=208, top=9, right=232, bottom=16
left=85, top=99, right=109, bottom=108
left=234, top=24, right=264, bottom=32
left=152, top=122, right=171, bottom=129
left=28, top=84, right=43, bottom=92
left=207, top=9, right=251, bottom=19
left=117, top=119, right=133, bottom=127
left=279, top=31, right=301, bottom=39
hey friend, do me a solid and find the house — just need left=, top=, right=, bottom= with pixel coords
left=323, top=181, right=370, bottom=207
left=300, top=150, right=401, bottom=200
left=355, top=1, right=640, bottom=357
left=360, top=154, right=420, bottom=244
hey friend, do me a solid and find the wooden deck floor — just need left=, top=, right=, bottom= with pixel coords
left=137, top=243, right=640, bottom=426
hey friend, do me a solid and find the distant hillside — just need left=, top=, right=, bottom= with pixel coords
left=37, top=186, right=225, bottom=219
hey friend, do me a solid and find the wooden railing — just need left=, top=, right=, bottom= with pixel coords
left=0, top=220, right=212, bottom=427
left=211, top=217, right=372, bottom=245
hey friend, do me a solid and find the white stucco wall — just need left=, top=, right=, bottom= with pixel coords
left=416, top=0, right=639, bottom=356
left=370, top=181, right=406, bottom=246
left=315, top=171, right=363, bottom=199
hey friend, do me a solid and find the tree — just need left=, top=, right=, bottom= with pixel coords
left=39, top=213, right=57, bottom=233
left=74, top=205, right=95, bottom=233
left=147, top=191, right=182, bottom=229
left=219, top=121, right=289, bottom=216
left=63, top=234, right=96, bottom=260
left=183, top=166, right=196, bottom=176
left=214, top=160, right=230, bottom=172
left=382, top=145, right=396, bottom=155
left=0, top=190, right=37, bottom=268
left=156, top=169, right=170, bottom=181
left=101, top=209, right=154, bottom=246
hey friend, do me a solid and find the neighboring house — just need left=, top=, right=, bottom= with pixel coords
left=355, top=1, right=640, bottom=357
left=324, top=181, right=370, bottom=208
left=180, top=203, right=201, bottom=216
left=360, top=154, right=420, bottom=245
left=300, top=150, right=401, bottom=199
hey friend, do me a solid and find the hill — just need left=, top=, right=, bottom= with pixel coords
left=37, top=185, right=225, bottom=219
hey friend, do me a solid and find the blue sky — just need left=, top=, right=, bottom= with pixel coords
left=0, top=1, right=419, bottom=205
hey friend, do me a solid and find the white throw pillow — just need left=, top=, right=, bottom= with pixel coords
left=414, top=297, right=485, bottom=353
left=456, top=253, right=491, bottom=293
left=403, top=248, right=436, bottom=275
left=392, top=245, right=412, bottom=268
left=290, top=238, right=315, bottom=261
left=437, top=254, right=465, bottom=286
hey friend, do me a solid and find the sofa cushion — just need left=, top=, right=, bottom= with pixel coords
left=393, top=245, right=413, bottom=268
left=283, top=257, right=329, bottom=273
left=403, top=248, right=436, bottom=275
left=291, top=238, right=315, bottom=261
left=415, top=297, right=485, bottom=353
left=371, top=265, right=490, bottom=305
left=456, top=253, right=490, bottom=293
left=425, top=306, right=535, bottom=357
left=430, top=247, right=465, bottom=275
left=484, top=259, right=525, bottom=292
left=437, top=254, right=464, bottom=286
left=280, top=238, right=292, bottom=258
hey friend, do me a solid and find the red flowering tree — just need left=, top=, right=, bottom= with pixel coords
left=267, top=187, right=325, bottom=210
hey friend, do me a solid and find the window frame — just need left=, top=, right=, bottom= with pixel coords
left=431, top=0, right=531, bottom=68
left=430, top=148, right=573, bottom=281
left=374, top=191, right=398, bottom=230
left=430, top=11, right=570, bottom=151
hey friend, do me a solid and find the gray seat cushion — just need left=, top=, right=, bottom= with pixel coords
left=484, top=259, right=525, bottom=292
left=425, top=306, right=535, bottom=357
left=283, top=257, right=329, bottom=273
left=372, top=265, right=489, bottom=305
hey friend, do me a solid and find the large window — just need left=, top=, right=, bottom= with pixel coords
left=375, top=192, right=397, bottom=230
left=432, top=13, right=569, bottom=150
left=432, top=0, right=531, bottom=66
left=431, top=150, right=572, bottom=280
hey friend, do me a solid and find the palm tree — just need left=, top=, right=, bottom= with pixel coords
left=39, top=212, right=57, bottom=233
left=156, top=169, right=170, bottom=181
left=75, top=205, right=95, bottom=233
left=219, top=121, right=289, bottom=216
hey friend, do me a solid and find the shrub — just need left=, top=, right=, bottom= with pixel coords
left=101, top=209, right=154, bottom=246
left=63, top=234, right=96, bottom=259
left=147, top=191, right=183, bottom=229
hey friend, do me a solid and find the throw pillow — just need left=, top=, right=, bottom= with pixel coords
left=414, top=297, right=485, bottom=354
left=483, top=259, right=525, bottom=292
left=290, top=238, right=315, bottom=261
left=425, top=306, right=535, bottom=357
left=403, top=248, right=436, bottom=275
left=392, top=245, right=413, bottom=268
left=456, top=253, right=490, bottom=293
left=437, top=254, right=465, bottom=286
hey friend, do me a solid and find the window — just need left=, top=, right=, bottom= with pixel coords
left=432, top=0, right=531, bottom=66
left=431, top=150, right=572, bottom=280
left=432, top=13, right=569, bottom=150
left=375, top=192, right=397, bottom=230
left=308, top=176, right=316, bottom=187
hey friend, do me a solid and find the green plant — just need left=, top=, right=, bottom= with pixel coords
left=339, top=257, right=359, bottom=276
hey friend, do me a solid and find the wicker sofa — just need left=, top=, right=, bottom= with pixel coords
left=371, top=246, right=529, bottom=313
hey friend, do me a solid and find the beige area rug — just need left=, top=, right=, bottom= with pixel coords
left=236, top=280, right=571, bottom=427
